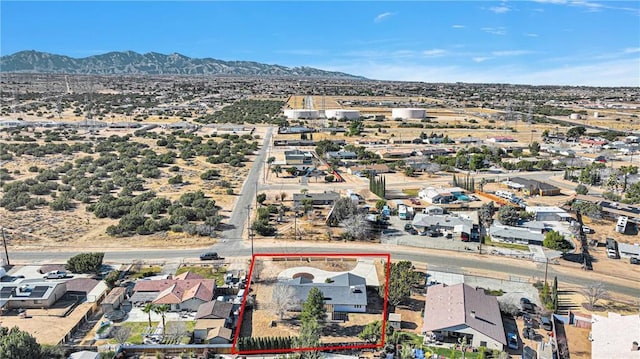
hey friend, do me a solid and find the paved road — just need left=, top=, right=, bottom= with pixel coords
left=217, top=127, right=273, bottom=252
left=9, top=244, right=639, bottom=297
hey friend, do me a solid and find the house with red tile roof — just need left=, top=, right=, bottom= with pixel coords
left=423, top=283, right=506, bottom=350
left=130, top=272, right=216, bottom=311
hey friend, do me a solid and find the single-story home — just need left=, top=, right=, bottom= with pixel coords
left=525, top=206, right=573, bottom=222
left=287, top=273, right=367, bottom=313
left=618, top=243, right=640, bottom=259
left=509, top=177, right=561, bottom=196
left=489, top=222, right=545, bottom=246
left=418, top=187, right=467, bottom=204
left=347, top=164, right=391, bottom=175
left=193, top=318, right=233, bottom=344
left=326, top=151, right=357, bottom=160
left=0, top=281, right=67, bottom=310
left=130, top=271, right=216, bottom=311
left=285, top=149, right=313, bottom=165
left=293, top=191, right=340, bottom=207
left=423, top=283, right=507, bottom=350
left=412, top=213, right=477, bottom=240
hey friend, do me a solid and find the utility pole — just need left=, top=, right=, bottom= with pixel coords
left=544, top=258, right=549, bottom=286
left=1, top=227, right=9, bottom=266
left=246, top=205, right=253, bottom=257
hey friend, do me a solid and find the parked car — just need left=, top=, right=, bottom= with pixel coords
left=199, top=252, right=219, bottom=260
left=43, top=270, right=67, bottom=279
left=540, top=316, right=552, bottom=331
left=630, top=256, right=639, bottom=265
left=523, top=327, right=536, bottom=340
left=507, top=332, right=518, bottom=350
left=582, top=225, right=593, bottom=234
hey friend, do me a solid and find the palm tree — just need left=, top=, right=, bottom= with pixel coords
left=153, top=304, right=169, bottom=335
left=142, top=303, right=154, bottom=327
left=272, top=164, right=282, bottom=177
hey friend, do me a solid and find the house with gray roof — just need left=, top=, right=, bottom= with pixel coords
left=423, top=283, right=507, bottom=350
left=489, top=222, right=545, bottom=245
left=287, top=273, right=367, bottom=313
left=293, top=191, right=340, bottom=207
left=412, top=213, right=478, bottom=240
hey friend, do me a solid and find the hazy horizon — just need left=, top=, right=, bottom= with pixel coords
left=1, top=1, right=639, bottom=87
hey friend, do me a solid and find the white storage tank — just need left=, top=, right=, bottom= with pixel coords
left=325, top=109, right=360, bottom=120
left=392, top=108, right=426, bottom=120
left=284, top=109, right=320, bottom=119
left=593, top=111, right=600, bottom=118
left=570, top=113, right=582, bottom=120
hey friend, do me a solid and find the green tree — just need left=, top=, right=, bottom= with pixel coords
left=575, top=184, right=588, bottom=195
left=543, top=230, right=572, bottom=252
left=625, top=181, right=640, bottom=204
left=479, top=202, right=496, bottom=228
left=301, top=287, right=326, bottom=324
left=375, top=199, right=387, bottom=212
left=0, top=327, right=41, bottom=359
left=256, top=193, right=267, bottom=205
left=65, top=252, right=104, bottom=274
left=566, top=126, right=586, bottom=140
left=153, top=304, right=169, bottom=335
left=497, top=206, right=520, bottom=226
left=142, top=303, right=154, bottom=327
left=358, top=320, right=390, bottom=344
left=529, top=141, right=540, bottom=156
left=380, top=260, right=421, bottom=307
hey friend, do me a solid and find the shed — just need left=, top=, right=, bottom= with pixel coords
left=101, top=287, right=127, bottom=314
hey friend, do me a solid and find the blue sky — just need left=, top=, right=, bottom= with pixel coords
left=1, top=1, right=639, bottom=86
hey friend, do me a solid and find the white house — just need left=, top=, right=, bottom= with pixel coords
left=288, top=273, right=367, bottom=313
left=418, top=187, right=467, bottom=204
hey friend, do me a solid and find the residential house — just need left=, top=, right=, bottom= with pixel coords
left=284, top=149, right=313, bottom=165
left=130, top=272, right=216, bottom=311
left=509, top=177, right=561, bottom=196
left=418, top=187, right=467, bottom=204
left=423, top=283, right=507, bottom=350
left=347, top=164, right=391, bottom=176
left=287, top=273, right=367, bottom=313
left=325, top=151, right=357, bottom=161
left=376, top=149, right=413, bottom=159
left=293, top=191, right=340, bottom=207
left=489, top=222, right=545, bottom=246
left=193, top=319, right=233, bottom=344
left=525, top=206, right=573, bottom=222
left=487, top=136, right=517, bottom=143
left=591, top=312, right=640, bottom=359
left=412, top=213, right=477, bottom=240
left=0, top=281, right=67, bottom=310
left=423, top=206, right=445, bottom=215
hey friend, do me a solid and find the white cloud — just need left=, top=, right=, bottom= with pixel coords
left=422, top=49, right=447, bottom=57
left=533, top=0, right=639, bottom=14
left=374, top=12, right=394, bottom=23
left=319, top=58, right=640, bottom=86
left=452, top=24, right=465, bottom=29
left=525, top=33, right=540, bottom=37
left=624, top=47, right=640, bottom=54
left=491, top=50, right=535, bottom=56
left=482, top=27, right=507, bottom=35
left=489, top=6, right=511, bottom=13
left=473, top=57, right=493, bottom=63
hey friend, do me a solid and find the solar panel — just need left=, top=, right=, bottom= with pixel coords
left=0, top=287, right=15, bottom=298
left=30, top=286, right=49, bottom=298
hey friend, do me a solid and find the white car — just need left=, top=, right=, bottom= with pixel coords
left=43, top=270, right=67, bottom=279
left=582, top=225, right=593, bottom=234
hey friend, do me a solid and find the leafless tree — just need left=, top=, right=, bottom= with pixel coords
left=113, top=326, right=132, bottom=345
left=341, top=213, right=370, bottom=240
left=271, top=282, right=297, bottom=320
left=581, top=282, right=610, bottom=309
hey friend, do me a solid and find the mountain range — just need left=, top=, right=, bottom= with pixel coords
left=0, top=50, right=364, bottom=79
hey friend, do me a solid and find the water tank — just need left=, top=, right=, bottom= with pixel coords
left=392, top=108, right=426, bottom=120
left=283, top=109, right=319, bottom=119
left=325, top=109, right=360, bottom=120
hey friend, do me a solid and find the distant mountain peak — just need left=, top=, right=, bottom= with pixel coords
left=0, top=50, right=365, bottom=79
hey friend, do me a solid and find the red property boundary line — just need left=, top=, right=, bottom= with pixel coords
left=232, top=253, right=392, bottom=355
